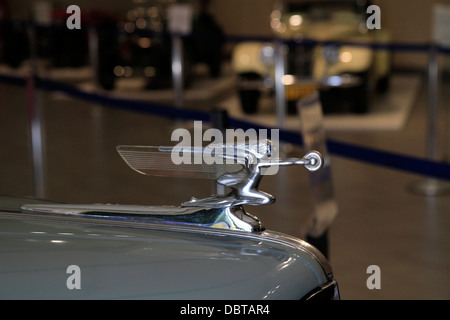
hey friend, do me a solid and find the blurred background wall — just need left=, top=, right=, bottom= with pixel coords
left=5, top=0, right=450, bottom=70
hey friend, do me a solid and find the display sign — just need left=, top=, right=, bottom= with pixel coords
left=433, top=4, right=450, bottom=46
left=298, top=91, right=338, bottom=238
left=32, top=1, right=52, bottom=26
left=168, top=4, right=193, bottom=35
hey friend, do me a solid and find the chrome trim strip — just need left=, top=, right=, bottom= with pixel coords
left=19, top=204, right=265, bottom=232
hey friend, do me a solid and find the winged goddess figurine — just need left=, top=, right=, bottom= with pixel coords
left=20, top=139, right=323, bottom=233
left=117, top=139, right=322, bottom=209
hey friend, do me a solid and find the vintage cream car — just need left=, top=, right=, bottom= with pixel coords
left=232, top=0, right=390, bottom=114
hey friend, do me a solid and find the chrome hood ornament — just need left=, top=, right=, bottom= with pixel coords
left=117, top=140, right=322, bottom=208
left=20, top=140, right=323, bottom=233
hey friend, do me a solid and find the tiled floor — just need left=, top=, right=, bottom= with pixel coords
left=0, top=72, right=449, bottom=299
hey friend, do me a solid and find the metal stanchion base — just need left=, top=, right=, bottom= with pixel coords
left=408, top=178, right=450, bottom=196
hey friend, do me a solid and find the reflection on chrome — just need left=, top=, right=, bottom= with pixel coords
left=21, top=204, right=265, bottom=233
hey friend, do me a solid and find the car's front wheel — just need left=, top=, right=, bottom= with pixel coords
left=239, top=89, right=261, bottom=114
left=237, top=73, right=263, bottom=114
left=319, top=72, right=369, bottom=114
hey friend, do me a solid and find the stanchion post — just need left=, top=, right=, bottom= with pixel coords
left=409, top=45, right=450, bottom=195
left=433, top=4, right=450, bottom=165
left=427, top=44, right=440, bottom=163
left=210, top=109, right=229, bottom=195
left=88, top=25, right=99, bottom=89
left=168, top=3, right=193, bottom=108
left=409, top=4, right=450, bottom=195
left=171, top=34, right=184, bottom=108
left=274, top=40, right=287, bottom=128
left=26, top=23, right=46, bottom=198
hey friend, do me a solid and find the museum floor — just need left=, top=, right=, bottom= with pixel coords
left=1, top=72, right=449, bottom=300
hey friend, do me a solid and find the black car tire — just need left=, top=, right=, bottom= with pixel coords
left=237, top=73, right=263, bottom=114
left=320, top=72, right=369, bottom=114
left=349, top=82, right=369, bottom=114
left=239, top=89, right=261, bottom=114
left=376, top=74, right=390, bottom=94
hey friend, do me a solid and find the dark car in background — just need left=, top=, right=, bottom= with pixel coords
left=0, top=1, right=224, bottom=91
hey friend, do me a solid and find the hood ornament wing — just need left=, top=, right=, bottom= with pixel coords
left=117, top=140, right=323, bottom=209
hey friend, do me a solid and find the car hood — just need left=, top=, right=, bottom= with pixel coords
left=0, top=205, right=332, bottom=299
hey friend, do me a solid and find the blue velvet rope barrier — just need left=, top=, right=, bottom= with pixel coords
left=227, top=34, right=437, bottom=53
left=228, top=116, right=450, bottom=181
left=0, top=72, right=208, bottom=123
left=37, top=76, right=211, bottom=122
left=1, top=71, right=450, bottom=181
left=326, top=139, right=450, bottom=180
left=0, top=73, right=26, bottom=87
